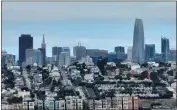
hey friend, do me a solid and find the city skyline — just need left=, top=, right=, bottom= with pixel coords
left=2, top=2, right=176, bottom=58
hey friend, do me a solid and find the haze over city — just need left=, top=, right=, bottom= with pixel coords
left=2, top=2, right=176, bottom=58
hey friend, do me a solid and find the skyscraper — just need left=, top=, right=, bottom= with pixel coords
left=75, top=42, right=86, bottom=61
left=114, top=46, right=125, bottom=61
left=41, top=34, right=46, bottom=65
left=63, top=47, right=70, bottom=56
left=86, top=49, right=108, bottom=57
left=145, top=44, right=155, bottom=62
left=132, top=19, right=145, bottom=64
left=26, top=49, right=42, bottom=65
left=127, top=47, right=132, bottom=62
left=19, top=34, right=33, bottom=65
left=161, top=37, right=170, bottom=62
left=58, top=52, right=70, bottom=68
left=52, top=46, right=63, bottom=66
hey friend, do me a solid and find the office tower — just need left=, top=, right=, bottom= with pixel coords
left=169, top=49, right=176, bottom=62
left=132, top=18, right=145, bottom=64
left=154, top=53, right=162, bottom=62
left=58, top=52, right=70, bottom=68
left=86, top=49, right=108, bottom=57
left=73, top=46, right=77, bottom=56
left=52, top=46, right=63, bottom=66
left=70, top=56, right=77, bottom=64
left=127, top=47, right=132, bottom=62
left=74, top=42, right=86, bottom=61
left=114, top=46, right=125, bottom=61
left=41, top=34, right=46, bottom=65
left=107, top=52, right=117, bottom=62
left=145, top=44, right=155, bottom=62
left=1, top=51, right=16, bottom=67
left=161, top=37, right=170, bottom=62
left=26, top=49, right=42, bottom=65
left=63, top=47, right=70, bottom=56
left=19, top=34, right=33, bottom=65
left=38, top=48, right=45, bottom=66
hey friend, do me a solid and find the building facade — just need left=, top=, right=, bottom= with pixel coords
left=114, top=46, right=125, bottom=61
left=127, top=47, right=133, bottom=62
left=41, top=34, right=46, bottom=65
left=161, top=37, right=170, bottom=62
left=58, top=52, right=70, bottom=68
left=1, top=51, right=16, bottom=67
left=74, top=43, right=86, bottom=61
left=19, top=34, right=33, bottom=65
left=26, top=49, right=42, bottom=65
left=86, top=49, right=108, bottom=57
left=132, top=19, right=145, bottom=64
left=145, top=44, right=155, bottom=62
left=52, top=46, right=63, bottom=66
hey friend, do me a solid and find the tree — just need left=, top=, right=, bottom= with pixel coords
left=7, top=97, right=22, bottom=104
left=141, top=63, right=148, bottom=68
left=167, top=70, right=173, bottom=76
left=140, top=70, right=149, bottom=80
left=150, top=72, right=159, bottom=82
left=127, top=73, right=131, bottom=80
left=26, top=65, right=31, bottom=72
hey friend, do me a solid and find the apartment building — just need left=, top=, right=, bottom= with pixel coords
left=88, top=96, right=139, bottom=110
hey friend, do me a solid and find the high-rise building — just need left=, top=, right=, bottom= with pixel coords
left=38, top=48, right=45, bottom=66
left=107, top=52, right=118, bottom=62
left=19, top=34, right=33, bottom=65
left=161, top=37, right=170, bottom=62
left=26, top=49, right=42, bottom=65
left=145, top=44, right=155, bottom=62
left=154, top=53, right=162, bottom=62
left=1, top=51, right=16, bottom=67
left=52, top=46, right=63, bottom=66
left=127, top=47, right=132, bottom=62
left=70, top=56, right=77, bottom=64
left=86, top=49, right=108, bottom=57
left=58, top=52, right=70, bottom=68
left=41, top=34, right=46, bottom=65
left=169, top=49, right=176, bottom=62
left=63, top=47, right=70, bottom=56
left=74, top=43, right=86, bottom=61
left=114, top=46, right=125, bottom=61
left=132, top=19, right=145, bottom=64
left=73, top=46, right=77, bottom=56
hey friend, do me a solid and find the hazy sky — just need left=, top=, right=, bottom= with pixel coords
left=2, top=2, right=176, bottom=59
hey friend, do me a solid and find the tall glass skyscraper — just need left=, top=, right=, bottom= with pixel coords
left=145, top=44, right=155, bottom=62
left=161, top=37, right=170, bottom=62
left=19, top=34, right=33, bottom=65
left=132, top=19, right=145, bottom=64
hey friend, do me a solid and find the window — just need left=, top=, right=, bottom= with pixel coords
left=29, top=102, right=33, bottom=106
left=23, top=102, right=27, bottom=106
left=67, top=101, right=70, bottom=104
left=72, top=100, right=76, bottom=103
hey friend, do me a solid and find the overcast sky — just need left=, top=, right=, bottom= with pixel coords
left=2, top=2, right=176, bottom=59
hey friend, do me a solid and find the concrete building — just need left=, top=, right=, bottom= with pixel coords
left=41, top=34, right=46, bottom=65
left=70, top=56, right=77, bottom=64
left=145, top=44, right=155, bottom=62
left=26, top=49, right=42, bottom=65
left=127, top=47, right=133, bottom=62
left=74, top=43, right=86, bottom=61
left=132, top=19, right=145, bottom=64
left=52, top=46, right=63, bottom=66
left=114, top=46, right=126, bottom=61
left=161, top=37, right=170, bottom=62
left=58, top=52, right=70, bottom=68
left=86, top=49, right=108, bottom=57
left=1, top=51, right=16, bottom=67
